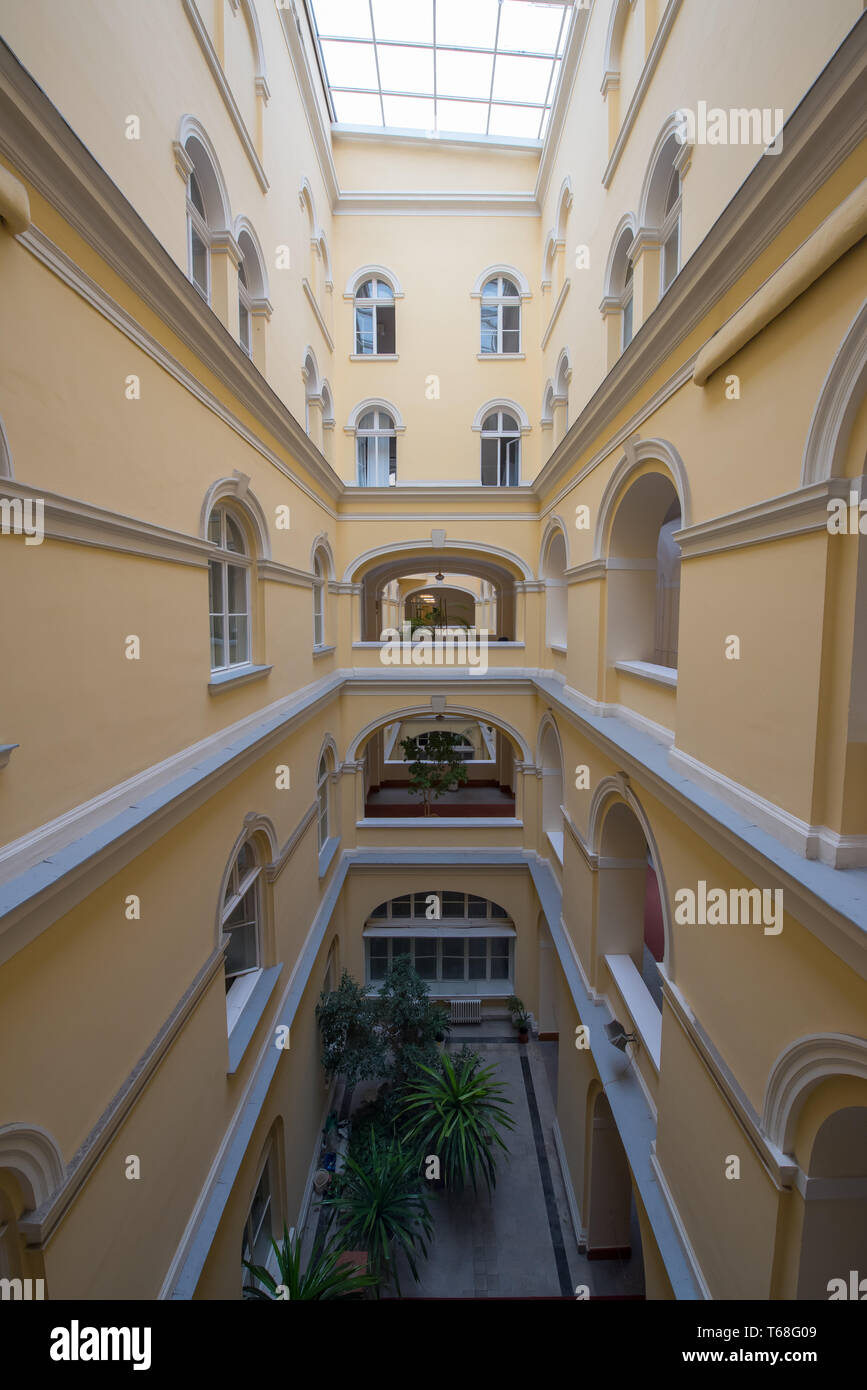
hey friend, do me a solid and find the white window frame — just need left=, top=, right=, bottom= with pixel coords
left=313, top=554, right=326, bottom=647
left=356, top=409, right=397, bottom=487
left=354, top=275, right=395, bottom=356
left=480, top=275, right=522, bottom=355
left=222, top=842, right=263, bottom=1019
left=366, top=934, right=513, bottom=986
left=480, top=409, right=521, bottom=486
left=238, top=261, right=252, bottom=357
left=187, top=171, right=211, bottom=304
left=659, top=170, right=682, bottom=296
left=208, top=506, right=252, bottom=674
left=317, top=754, right=330, bottom=851
left=620, top=260, right=634, bottom=351
left=241, top=1145, right=279, bottom=1291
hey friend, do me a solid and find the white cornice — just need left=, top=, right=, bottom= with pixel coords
left=534, top=21, right=867, bottom=503
left=16, top=225, right=340, bottom=515
left=333, top=190, right=540, bottom=217
left=0, top=47, right=343, bottom=508
left=602, top=0, right=684, bottom=190
left=181, top=0, right=269, bottom=192
left=275, top=0, right=339, bottom=207
left=674, top=479, right=852, bottom=558
left=301, top=277, right=335, bottom=350
left=541, top=277, right=571, bottom=350
left=535, top=0, right=594, bottom=209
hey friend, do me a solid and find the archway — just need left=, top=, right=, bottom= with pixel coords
left=795, top=1097, right=867, bottom=1298
left=586, top=1090, right=633, bottom=1259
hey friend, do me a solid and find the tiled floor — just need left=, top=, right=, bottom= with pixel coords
left=305, top=1032, right=646, bottom=1300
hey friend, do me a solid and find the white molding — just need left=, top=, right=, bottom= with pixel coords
left=668, top=744, right=867, bottom=868
left=181, top=0, right=269, bottom=192
left=345, top=398, right=405, bottom=431
left=615, top=660, right=678, bottom=689
left=648, top=1146, right=712, bottom=1299
left=802, top=298, right=867, bottom=485
left=470, top=263, right=531, bottom=298
left=342, top=535, right=534, bottom=582
left=0, top=1124, right=65, bottom=1208
left=13, top=227, right=339, bottom=515
left=674, top=479, right=851, bottom=558
left=593, top=434, right=691, bottom=557
left=605, top=953, right=662, bottom=1070
left=332, top=189, right=540, bottom=217
left=602, top=0, right=685, bottom=189
left=301, top=278, right=335, bottom=351
left=541, top=277, right=571, bottom=351
left=343, top=263, right=404, bottom=297
left=276, top=1, right=339, bottom=208
left=762, top=1033, right=867, bottom=1152
left=471, top=399, right=531, bottom=432
left=551, top=1116, right=586, bottom=1247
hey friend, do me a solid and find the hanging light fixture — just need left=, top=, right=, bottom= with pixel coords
left=435, top=571, right=444, bottom=583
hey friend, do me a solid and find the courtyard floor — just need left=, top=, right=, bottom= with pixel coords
left=306, top=1028, right=646, bottom=1300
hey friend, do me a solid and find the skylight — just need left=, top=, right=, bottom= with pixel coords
left=306, top=0, right=574, bottom=143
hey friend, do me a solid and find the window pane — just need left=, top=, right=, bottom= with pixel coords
left=189, top=172, right=205, bottom=217
left=226, top=921, right=258, bottom=978
left=209, top=559, right=223, bottom=613
left=191, top=228, right=208, bottom=295
left=480, top=305, right=498, bottom=353
left=237, top=842, right=255, bottom=874
left=228, top=614, right=248, bottom=665
left=357, top=279, right=373, bottom=298
left=481, top=436, right=499, bottom=486
left=467, top=895, right=487, bottom=918
left=391, top=895, right=411, bottom=917
left=622, top=296, right=633, bottom=348
left=501, top=278, right=519, bottom=297
left=355, top=305, right=374, bottom=353
left=413, top=942, right=437, bottom=980
left=227, top=564, right=246, bottom=614
left=481, top=279, right=498, bottom=297
left=491, top=953, right=509, bottom=980
left=468, top=940, right=486, bottom=980
left=374, top=279, right=393, bottom=300
left=502, top=329, right=520, bottom=354
left=208, top=511, right=222, bottom=545
left=502, top=305, right=520, bottom=333
left=369, top=940, right=388, bottom=980
left=442, top=892, right=464, bottom=917
left=490, top=902, right=507, bottom=919
left=468, top=937, right=486, bottom=957
left=441, top=940, right=465, bottom=980
left=210, top=615, right=225, bottom=670
left=225, top=515, right=245, bottom=554
left=501, top=413, right=518, bottom=433
left=377, top=304, right=396, bottom=353
left=393, top=938, right=411, bottom=958
left=370, top=901, right=388, bottom=918
left=239, top=301, right=251, bottom=355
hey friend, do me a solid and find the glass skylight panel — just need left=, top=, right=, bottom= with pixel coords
left=493, top=54, right=554, bottom=104
left=498, top=0, right=564, bottom=51
left=382, top=95, right=436, bottom=129
left=371, top=0, right=434, bottom=43
left=332, top=90, right=384, bottom=124
left=436, top=99, right=490, bottom=134
left=320, top=39, right=379, bottom=90
left=307, top=0, right=573, bottom=142
left=434, top=0, right=500, bottom=48
left=377, top=44, right=435, bottom=95
left=436, top=48, right=494, bottom=99
left=312, top=0, right=372, bottom=40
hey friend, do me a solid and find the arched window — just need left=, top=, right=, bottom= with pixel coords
left=303, top=349, right=320, bottom=435
left=481, top=409, right=520, bottom=486
left=317, top=752, right=331, bottom=852
left=313, top=552, right=326, bottom=647
left=236, top=226, right=267, bottom=358
left=207, top=505, right=252, bottom=672
left=187, top=168, right=211, bottom=301
left=242, top=1138, right=278, bottom=1292
left=221, top=839, right=262, bottom=998
left=356, top=408, right=397, bottom=486
left=354, top=276, right=396, bottom=355
left=654, top=501, right=681, bottom=667
left=621, top=259, right=634, bottom=349
left=480, top=275, right=521, bottom=355
left=364, top=891, right=514, bottom=991
left=660, top=166, right=681, bottom=294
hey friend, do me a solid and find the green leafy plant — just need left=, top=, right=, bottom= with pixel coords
left=400, top=731, right=469, bottom=815
left=507, top=994, right=530, bottom=1030
left=316, top=969, right=388, bottom=1086
left=398, top=1052, right=514, bottom=1195
left=377, top=953, right=451, bottom=1084
left=322, top=1132, right=433, bottom=1295
left=242, top=1224, right=378, bottom=1300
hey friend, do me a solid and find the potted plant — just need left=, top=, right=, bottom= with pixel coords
left=398, top=1052, right=514, bottom=1194
left=399, top=731, right=469, bottom=816
left=507, top=995, right=531, bottom=1043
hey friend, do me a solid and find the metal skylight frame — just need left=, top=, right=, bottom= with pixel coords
left=304, top=0, right=574, bottom=145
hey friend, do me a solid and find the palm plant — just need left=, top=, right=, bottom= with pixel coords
left=242, top=1224, right=378, bottom=1300
left=398, top=1052, right=514, bottom=1195
left=322, top=1132, right=433, bottom=1295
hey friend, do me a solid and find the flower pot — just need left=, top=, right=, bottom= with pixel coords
left=518, top=1028, right=529, bottom=1044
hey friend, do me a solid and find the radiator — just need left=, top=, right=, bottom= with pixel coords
left=450, top=998, right=482, bottom=1024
